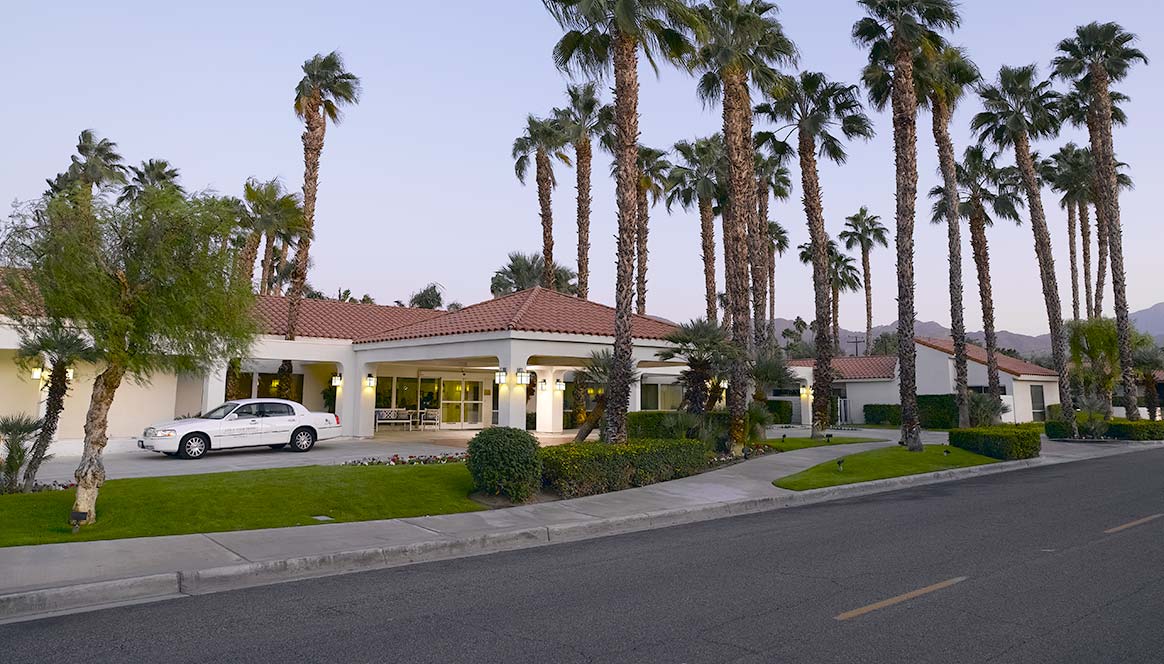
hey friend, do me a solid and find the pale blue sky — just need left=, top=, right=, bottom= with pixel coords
left=3, top=1, right=1161, bottom=335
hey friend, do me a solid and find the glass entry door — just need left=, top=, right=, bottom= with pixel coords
left=440, top=379, right=485, bottom=429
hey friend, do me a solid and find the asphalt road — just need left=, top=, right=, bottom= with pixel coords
left=5, top=449, right=1164, bottom=663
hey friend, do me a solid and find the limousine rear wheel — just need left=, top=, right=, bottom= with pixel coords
left=290, top=427, right=316, bottom=453
left=177, top=434, right=209, bottom=460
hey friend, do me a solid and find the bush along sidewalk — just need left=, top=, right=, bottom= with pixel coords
left=949, top=426, right=1041, bottom=460
left=466, top=428, right=542, bottom=503
left=540, top=438, right=711, bottom=498
left=1046, top=416, right=1164, bottom=441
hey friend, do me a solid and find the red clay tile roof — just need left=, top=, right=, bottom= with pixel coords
left=916, top=337, right=1058, bottom=377
left=357, top=287, right=679, bottom=343
left=254, top=295, right=442, bottom=340
left=787, top=356, right=898, bottom=380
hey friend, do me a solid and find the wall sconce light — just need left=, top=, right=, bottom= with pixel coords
left=555, top=379, right=566, bottom=391
left=538, top=379, right=548, bottom=392
left=516, top=369, right=531, bottom=385
left=365, top=373, right=377, bottom=388
left=31, top=367, right=44, bottom=380
left=494, top=368, right=507, bottom=384
left=65, top=368, right=74, bottom=381
left=331, top=374, right=343, bottom=387
left=799, top=385, right=813, bottom=398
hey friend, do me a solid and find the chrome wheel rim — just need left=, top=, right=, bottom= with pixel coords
left=186, top=437, right=206, bottom=457
left=294, top=432, right=312, bottom=449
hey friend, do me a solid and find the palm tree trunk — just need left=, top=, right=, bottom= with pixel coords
left=1144, top=374, right=1159, bottom=421
left=71, top=363, right=127, bottom=524
left=636, top=186, right=649, bottom=314
left=1013, top=131, right=1077, bottom=435
left=969, top=201, right=1002, bottom=398
left=236, top=230, right=262, bottom=292
left=932, top=99, right=970, bottom=429
left=768, top=241, right=777, bottom=341
left=1093, top=175, right=1109, bottom=318
left=861, top=248, right=873, bottom=356
left=1067, top=200, right=1080, bottom=321
left=536, top=147, right=556, bottom=291
left=754, top=181, right=770, bottom=347
left=1080, top=202, right=1094, bottom=318
left=831, top=283, right=840, bottom=353
left=797, top=128, right=834, bottom=437
left=575, top=138, right=592, bottom=300
left=604, top=29, right=640, bottom=445
left=1089, top=64, right=1139, bottom=420
left=574, top=398, right=605, bottom=442
left=286, top=105, right=325, bottom=340
left=721, top=69, right=758, bottom=447
left=891, top=37, right=922, bottom=451
left=260, top=232, right=277, bottom=295
left=20, top=361, right=69, bottom=492
left=699, top=196, right=717, bottom=324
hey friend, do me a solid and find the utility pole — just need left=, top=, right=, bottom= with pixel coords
left=848, top=335, right=865, bottom=357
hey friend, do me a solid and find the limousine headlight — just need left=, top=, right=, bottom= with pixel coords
left=155, top=429, right=177, bottom=438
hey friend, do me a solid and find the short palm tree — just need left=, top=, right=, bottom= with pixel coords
left=754, top=71, right=874, bottom=435
left=667, top=135, right=727, bottom=323
left=838, top=206, right=888, bottom=356
left=571, top=349, right=637, bottom=443
left=854, top=0, right=960, bottom=450
left=656, top=318, right=738, bottom=416
left=972, top=65, right=1075, bottom=432
left=281, top=52, right=360, bottom=396
left=553, top=82, right=613, bottom=300
left=117, top=159, right=183, bottom=205
left=1053, top=22, right=1148, bottom=421
left=241, top=178, right=305, bottom=295
left=756, top=141, right=793, bottom=339
left=408, top=283, right=444, bottom=310
left=1132, top=339, right=1164, bottom=421
left=513, top=115, right=571, bottom=291
left=14, top=323, right=96, bottom=492
left=546, top=0, right=703, bottom=444
left=630, top=145, right=672, bottom=314
left=766, top=220, right=790, bottom=339
left=0, top=414, right=41, bottom=495
left=490, top=252, right=578, bottom=296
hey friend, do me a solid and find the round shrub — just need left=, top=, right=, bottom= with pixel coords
left=466, top=427, right=542, bottom=503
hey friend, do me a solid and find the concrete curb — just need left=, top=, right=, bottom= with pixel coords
left=1, top=443, right=1155, bottom=623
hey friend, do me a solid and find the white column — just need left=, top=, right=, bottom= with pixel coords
left=535, top=368, right=565, bottom=433
left=340, top=362, right=376, bottom=438
left=201, top=363, right=228, bottom=413
left=628, top=370, right=642, bottom=413
left=496, top=347, right=529, bottom=429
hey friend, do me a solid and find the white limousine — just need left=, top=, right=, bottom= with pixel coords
left=138, top=398, right=342, bottom=459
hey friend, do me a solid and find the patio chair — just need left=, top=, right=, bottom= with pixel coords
left=418, top=408, right=441, bottom=430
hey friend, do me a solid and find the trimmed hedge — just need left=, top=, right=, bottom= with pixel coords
left=466, top=427, right=542, bottom=502
left=765, top=400, right=794, bottom=424
left=949, top=426, right=1041, bottom=460
left=1105, top=419, right=1164, bottom=441
left=626, top=411, right=675, bottom=439
left=1044, top=419, right=1072, bottom=439
left=540, top=439, right=710, bottom=498
left=864, top=404, right=902, bottom=425
left=863, top=395, right=958, bottom=428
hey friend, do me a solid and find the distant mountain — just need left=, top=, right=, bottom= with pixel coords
left=772, top=301, right=1164, bottom=357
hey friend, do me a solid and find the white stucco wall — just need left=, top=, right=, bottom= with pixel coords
left=55, top=364, right=180, bottom=440
left=1010, top=377, right=1059, bottom=423
left=915, top=344, right=955, bottom=395
left=0, top=350, right=44, bottom=420
left=843, top=380, right=899, bottom=424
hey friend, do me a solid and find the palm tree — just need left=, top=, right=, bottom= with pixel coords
left=766, top=220, right=790, bottom=339
left=0, top=414, right=41, bottom=495
left=854, top=0, right=961, bottom=451
left=1053, top=22, right=1148, bottom=421
left=52, top=129, right=126, bottom=214
left=756, top=141, right=793, bottom=341
left=1046, top=144, right=1090, bottom=321
left=838, top=206, right=888, bottom=356
left=240, top=178, right=305, bottom=295
left=693, top=1, right=796, bottom=383
left=667, top=135, right=727, bottom=323
left=799, top=240, right=861, bottom=353
left=632, top=145, right=672, bottom=314
left=408, top=283, right=444, bottom=309
left=1132, top=340, right=1164, bottom=421
left=571, top=349, right=637, bottom=442
left=117, top=159, right=183, bottom=205
left=513, top=115, right=571, bottom=290
left=546, top=0, right=703, bottom=444
left=281, top=51, right=361, bottom=394
left=656, top=318, right=738, bottom=416
left=930, top=146, right=1024, bottom=399
left=755, top=71, right=874, bottom=435
left=554, top=83, right=613, bottom=300
left=14, top=323, right=96, bottom=492
left=491, top=251, right=579, bottom=296
left=972, top=64, right=1075, bottom=434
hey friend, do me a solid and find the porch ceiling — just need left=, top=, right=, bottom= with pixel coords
left=370, top=357, right=499, bottom=372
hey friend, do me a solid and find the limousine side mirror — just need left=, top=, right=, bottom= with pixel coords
left=225, top=413, right=238, bottom=421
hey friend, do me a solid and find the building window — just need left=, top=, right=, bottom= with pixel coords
left=640, top=384, right=682, bottom=411
left=257, top=373, right=302, bottom=403
left=970, top=385, right=1007, bottom=396
left=641, top=384, right=659, bottom=411
left=1030, top=385, right=1046, bottom=422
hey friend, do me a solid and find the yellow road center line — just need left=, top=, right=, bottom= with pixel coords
left=1104, top=513, right=1164, bottom=534
left=835, top=576, right=968, bottom=621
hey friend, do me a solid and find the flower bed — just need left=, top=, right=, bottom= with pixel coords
left=342, top=452, right=467, bottom=467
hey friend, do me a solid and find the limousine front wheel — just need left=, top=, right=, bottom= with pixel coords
left=177, top=434, right=209, bottom=460
left=290, top=427, right=316, bottom=453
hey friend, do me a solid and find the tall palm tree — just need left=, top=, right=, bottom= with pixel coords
left=52, top=129, right=126, bottom=214
left=117, top=159, right=183, bottom=205
left=1046, top=144, right=1089, bottom=321
left=854, top=0, right=960, bottom=450
left=15, top=323, right=97, bottom=492
left=553, top=83, right=613, bottom=300
left=799, top=240, right=861, bottom=353
left=513, top=115, right=571, bottom=291
left=1053, top=22, right=1148, bottom=420
left=972, top=64, right=1075, bottom=434
left=632, top=145, right=672, bottom=314
left=667, top=135, right=727, bottom=323
left=838, top=206, right=888, bottom=356
left=755, top=71, right=874, bottom=435
left=546, top=0, right=703, bottom=444
left=241, top=178, right=305, bottom=295
left=756, top=141, right=793, bottom=341
left=281, top=51, right=360, bottom=395
left=490, top=251, right=579, bottom=296
left=766, top=220, right=790, bottom=339
left=929, top=146, right=1024, bottom=399
left=692, top=0, right=796, bottom=447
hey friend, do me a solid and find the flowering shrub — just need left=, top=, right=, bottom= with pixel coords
left=342, top=452, right=467, bottom=467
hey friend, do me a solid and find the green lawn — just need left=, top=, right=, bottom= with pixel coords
left=761, top=436, right=885, bottom=452
left=0, top=464, right=484, bottom=548
left=773, top=445, right=997, bottom=491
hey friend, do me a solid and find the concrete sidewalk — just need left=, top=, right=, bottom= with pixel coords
left=2, top=431, right=1158, bottom=622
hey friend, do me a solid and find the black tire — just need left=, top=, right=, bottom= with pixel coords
left=177, top=434, right=209, bottom=460
left=162, top=452, right=176, bottom=457
left=268, top=443, right=287, bottom=450
left=289, top=427, right=316, bottom=453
